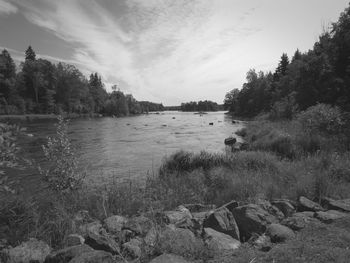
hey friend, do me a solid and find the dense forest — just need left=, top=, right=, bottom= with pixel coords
left=0, top=46, right=164, bottom=116
left=224, top=3, right=350, bottom=118
left=180, top=100, right=222, bottom=112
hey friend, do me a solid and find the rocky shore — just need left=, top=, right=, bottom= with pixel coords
left=1, top=196, right=349, bottom=263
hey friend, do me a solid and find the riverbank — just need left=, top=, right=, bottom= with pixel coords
left=0, top=113, right=104, bottom=122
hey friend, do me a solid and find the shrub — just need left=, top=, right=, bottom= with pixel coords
left=40, top=116, right=85, bottom=193
left=297, top=103, right=344, bottom=135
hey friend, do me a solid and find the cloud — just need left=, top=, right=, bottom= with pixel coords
left=0, top=0, right=18, bottom=15
left=12, top=0, right=264, bottom=104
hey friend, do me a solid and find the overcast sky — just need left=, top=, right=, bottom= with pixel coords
left=0, top=0, right=349, bottom=105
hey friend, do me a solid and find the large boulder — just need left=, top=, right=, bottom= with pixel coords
left=321, top=198, right=350, bottom=213
left=69, top=251, right=114, bottom=263
left=150, top=253, right=192, bottom=263
left=203, top=207, right=240, bottom=240
left=5, top=238, right=51, bottom=263
left=122, top=238, right=142, bottom=259
left=271, top=199, right=296, bottom=217
left=203, top=228, right=240, bottom=253
left=44, top=244, right=93, bottom=263
left=280, top=212, right=317, bottom=231
left=257, top=200, right=284, bottom=220
left=85, top=232, right=120, bottom=254
left=104, top=215, right=127, bottom=234
left=231, top=204, right=278, bottom=241
left=266, top=224, right=295, bottom=243
left=314, top=210, right=348, bottom=224
left=298, top=196, right=324, bottom=212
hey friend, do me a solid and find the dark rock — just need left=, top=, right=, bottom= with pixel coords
left=266, top=224, right=295, bottom=243
left=298, top=196, right=325, bottom=212
left=69, top=251, right=114, bottom=263
left=104, top=215, right=127, bottom=234
left=150, top=253, right=192, bottom=263
left=231, top=204, right=278, bottom=241
left=321, top=198, right=350, bottom=212
left=44, top=245, right=93, bottom=263
left=271, top=199, right=296, bottom=217
left=224, top=137, right=236, bottom=145
left=203, top=207, right=240, bottom=240
left=257, top=200, right=284, bottom=220
left=5, top=238, right=51, bottom=263
left=85, top=232, right=120, bottom=254
left=209, top=122, right=214, bottom=125
left=248, top=233, right=272, bottom=252
left=223, top=200, right=239, bottom=212
left=203, top=228, right=240, bottom=252
left=65, top=234, right=85, bottom=247
left=118, top=229, right=135, bottom=244
left=314, top=210, right=348, bottom=224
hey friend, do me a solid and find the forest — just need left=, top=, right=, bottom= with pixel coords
left=180, top=100, right=222, bottom=112
left=224, top=4, right=350, bottom=119
left=0, top=46, right=164, bottom=116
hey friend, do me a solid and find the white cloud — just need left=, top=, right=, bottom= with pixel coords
left=0, top=0, right=17, bottom=15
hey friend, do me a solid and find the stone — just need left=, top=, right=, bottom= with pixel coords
left=123, top=215, right=153, bottom=236
left=78, top=221, right=103, bottom=237
left=119, top=229, right=135, bottom=244
left=321, top=198, right=350, bottom=212
left=85, top=232, right=120, bottom=254
left=150, top=253, right=192, bottom=263
left=314, top=210, right=348, bottom=224
left=224, top=137, right=236, bottom=145
left=271, top=199, right=296, bottom=217
left=72, top=210, right=92, bottom=233
left=266, top=224, right=295, bottom=243
left=281, top=212, right=317, bottom=231
left=248, top=234, right=272, bottom=252
left=257, top=200, right=285, bottom=220
left=223, top=200, right=239, bottom=212
left=104, top=215, right=127, bottom=234
left=44, top=245, right=94, bottom=263
left=162, top=205, right=192, bottom=225
left=298, top=196, right=325, bottom=212
left=6, top=238, right=51, bottom=263
left=231, top=204, right=278, bottom=241
left=203, top=207, right=240, bottom=240
left=144, top=227, right=159, bottom=256
left=65, top=234, right=85, bottom=247
left=204, top=228, right=240, bottom=253
left=158, top=225, right=205, bottom=257
left=182, top=204, right=215, bottom=213
left=122, top=238, right=142, bottom=259
left=69, top=251, right=114, bottom=263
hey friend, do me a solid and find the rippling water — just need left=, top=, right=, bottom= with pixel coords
left=16, top=111, right=243, bottom=191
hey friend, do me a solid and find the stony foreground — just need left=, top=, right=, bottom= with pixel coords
left=1, top=196, right=350, bottom=263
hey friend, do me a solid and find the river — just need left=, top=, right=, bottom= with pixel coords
left=14, top=111, right=243, bottom=192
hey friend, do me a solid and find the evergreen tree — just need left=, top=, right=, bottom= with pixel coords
left=25, top=46, right=36, bottom=61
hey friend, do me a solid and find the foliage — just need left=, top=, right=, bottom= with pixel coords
left=40, top=116, right=85, bottom=192
left=180, top=100, right=220, bottom=112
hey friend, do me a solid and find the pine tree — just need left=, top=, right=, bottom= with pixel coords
left=25, top=46, right=36, bottom=61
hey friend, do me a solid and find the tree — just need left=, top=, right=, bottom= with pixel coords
left=25, top=46, right=36, bottom=61
left=0, top=50, right=17, bottom=110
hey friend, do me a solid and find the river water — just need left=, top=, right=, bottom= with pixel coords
left=15, top=111, right=243, bottom=191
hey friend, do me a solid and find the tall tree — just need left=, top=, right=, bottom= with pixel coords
left=25, top=46, right=36, bottom=61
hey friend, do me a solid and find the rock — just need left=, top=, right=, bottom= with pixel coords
left=123, top=215, right=153, bottom=236
left=150, top=253, right=192, bottom=263
left=162, top=205, right=192, bottom=225
left=44, top=245, right=94, bottom=263
left=144, top=227, right=159, bottom=255
left=281, top=212, right=317, bottom=231
left=85, top=232, right=120, bottom=254
left=321, top=198, right=350, bottom=212
left=314, top=210, right=348, bottom=224
left=119, top=229, right=135, bottom=244
left=203, top=207, right=240, bottom=240
left=271, top=199, right=296, bottom=217
left=223, top=200, right=239, bottom=212
left=158, top=225, right=205, bottom=257
left=122, top=238, right=142, bottom=259
left=209, top=122, right=214, bottom=126
left=72, top=210, right=92, bottom=233
left=298, top=196, right=325, bottom=212
left=266, top=224, right=295, bottom=243
left=257, top=200, right=284, bottom=220
left=69, top=251, right=114, bottom=263
left=231, top=204, right=278, bottom=241
left=65, top=234, right=85, bottom=247
left=182, top=204, right=215, bottom=213
left=5, top=238, right=51, bottom=263
left=224, top=137, right=236, bottom=145
left=104, top=215, right=127, bottom=234
left=248, top=234, right=272, bottom=252
left=204, top=228, right=240, bottom=253
left=78, top=221, right=103, bottom=237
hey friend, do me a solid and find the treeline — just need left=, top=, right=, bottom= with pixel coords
left=224, top=4, right=350, bottom=118
left=180, top=100, right=221, bottom=112
left=0, top=46, right=163, bottom=116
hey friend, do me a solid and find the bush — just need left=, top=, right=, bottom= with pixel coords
left=269, top=94, right=299, bottom=120
left=40, top=116, right=85, bottom=193
left=297, top=103, right=344, bottom=135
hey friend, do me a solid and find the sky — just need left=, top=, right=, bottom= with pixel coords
left=0, top=0, right=349, bottom=105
